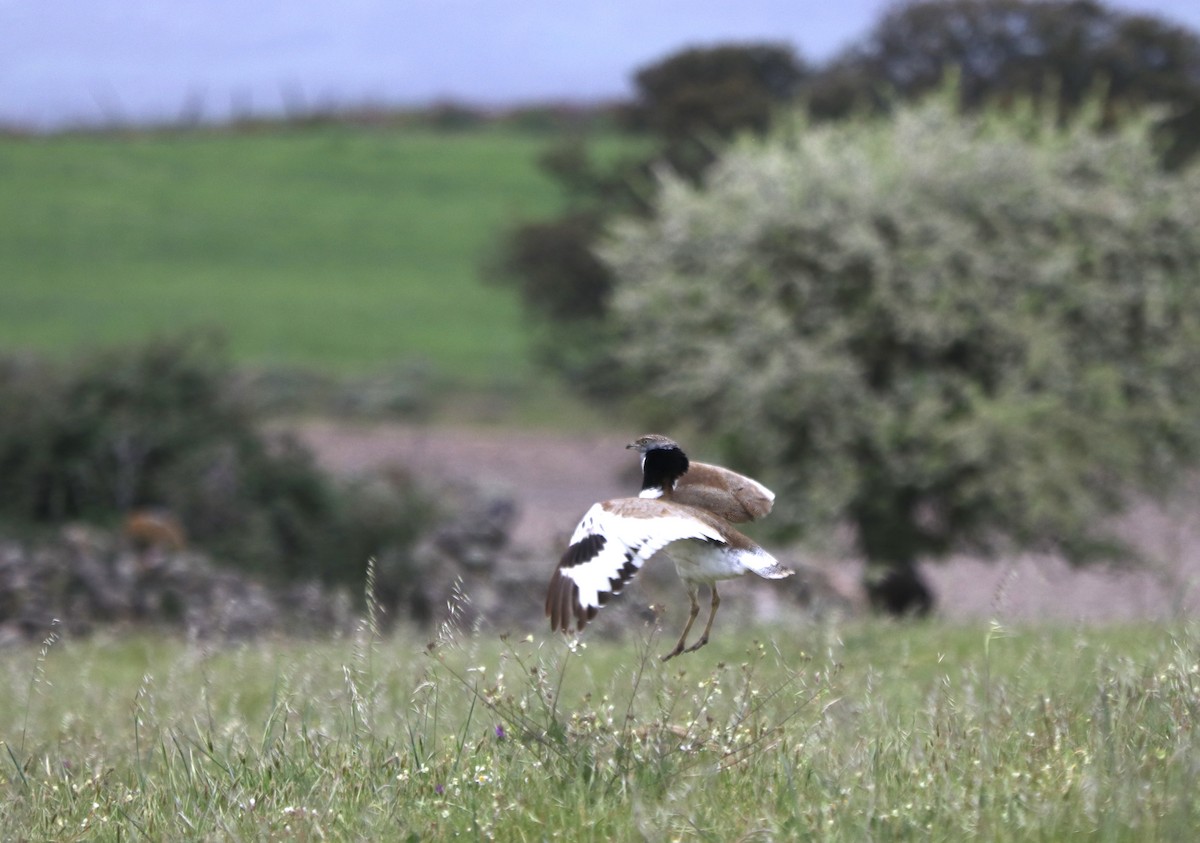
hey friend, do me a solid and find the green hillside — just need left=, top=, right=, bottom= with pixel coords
left=0, top=126, right=598, bottom=387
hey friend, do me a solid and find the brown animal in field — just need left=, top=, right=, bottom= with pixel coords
left=122, top=510, right=187, bottom=564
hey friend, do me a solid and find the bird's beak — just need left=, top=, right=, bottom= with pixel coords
left=625, top=442, right=637, bottom=450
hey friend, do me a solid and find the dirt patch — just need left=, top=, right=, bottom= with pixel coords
left=290, top=421, right=1200, bottom=625
left=289, top=421, right=630, bottom=554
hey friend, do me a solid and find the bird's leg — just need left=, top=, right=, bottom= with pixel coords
left=662, top=584, right=701, bottom=661
left=684, top=585, right=720, bottom=654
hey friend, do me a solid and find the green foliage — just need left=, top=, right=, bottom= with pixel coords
left=0, top=622, right=1197, bottom=838
left=490, top=211, right=612, bottom=323
left=0, top=333, right=244, bottom=523
left=488, top=44, right=805, bottom=398
left=806, top=0, right=1200, bottom=165
left=629, top=44, right=809, bottom=178
left=0, top=334, right=428, bottom=583
left=490, top=5, right=1200, bottom=408
left=605, top=95, right=1200, bottom=604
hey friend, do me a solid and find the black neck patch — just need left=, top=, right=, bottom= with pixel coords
left=642, top=446, right=689, bottom=492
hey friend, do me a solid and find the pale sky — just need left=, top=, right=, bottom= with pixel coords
left=2, top=0, right=1198, bottom=130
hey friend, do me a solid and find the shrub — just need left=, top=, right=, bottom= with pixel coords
left=0, top=333, right=428, bottom=586
left=603, top=93, right=1200, bottom=612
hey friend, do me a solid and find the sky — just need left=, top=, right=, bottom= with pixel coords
left=2, top=0, right=1199, bottom=130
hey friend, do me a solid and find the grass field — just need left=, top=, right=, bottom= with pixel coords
left=2, top=617, right=1196, bottom=840
left=0, top=125, right=624, bottom=392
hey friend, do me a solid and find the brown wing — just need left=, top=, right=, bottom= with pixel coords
left=672, top=461, right=775, bottom=523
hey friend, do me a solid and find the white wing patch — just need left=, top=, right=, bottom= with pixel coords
left=546, top=501, right=726, bottom=632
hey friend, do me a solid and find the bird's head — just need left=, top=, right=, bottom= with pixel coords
left=627, top=434, right=689, bottom=494
left=625, top=434, right=681, bottom=454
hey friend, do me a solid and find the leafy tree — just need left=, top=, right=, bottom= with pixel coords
left=486, top=44, right=808, bottom=397
left=805, top=0, right=1200, bottom=165
left=487, top=210, right=627, bottom=391
left=627, top=44, right=809, bottom=178
left=492, top=5, right=1200, bottom=403
left=602, top=95, right=1200, bottom=613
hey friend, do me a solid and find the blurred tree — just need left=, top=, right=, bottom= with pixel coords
left=486, top=44, right=807, bottom=397
left=627, top=44, right=809, bottom=178
left=487, top=210, right=628, bottom=394
left=491, top=4, right=1200, bottom=402
left=0, top=333, right=428, bottom=586
left=804, top=0, right=1200, bottom=165
left=603, top=95, right=1200, bottom=614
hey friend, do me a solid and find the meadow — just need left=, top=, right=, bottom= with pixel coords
left=1, top=615, right=1196, bottom=840
left=3, top=121, right=1197, bottom=842
left=0, top=125, right=627, bottom=392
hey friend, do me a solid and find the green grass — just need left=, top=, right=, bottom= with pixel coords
left=0, top=126, right=628, bottom=391
left=2, top=618, right=1197, bottom=839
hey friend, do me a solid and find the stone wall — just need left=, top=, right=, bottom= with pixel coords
left=0, top=481, right=848, bottom=646
left=0, top=525, right=355, bottom=645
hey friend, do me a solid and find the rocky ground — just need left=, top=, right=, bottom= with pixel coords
left=293, top=420, right=1200, bottom=626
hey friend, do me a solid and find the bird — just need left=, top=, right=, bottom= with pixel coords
left=626, top=433, right=775, bottom=523
left=546, top=435, right=792, bottom=660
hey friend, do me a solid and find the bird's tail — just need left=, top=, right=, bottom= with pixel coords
left=745, top=547, right=793, bottom=579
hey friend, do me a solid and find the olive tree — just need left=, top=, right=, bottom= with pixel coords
left=603, top=95, right=1200, bottom=613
